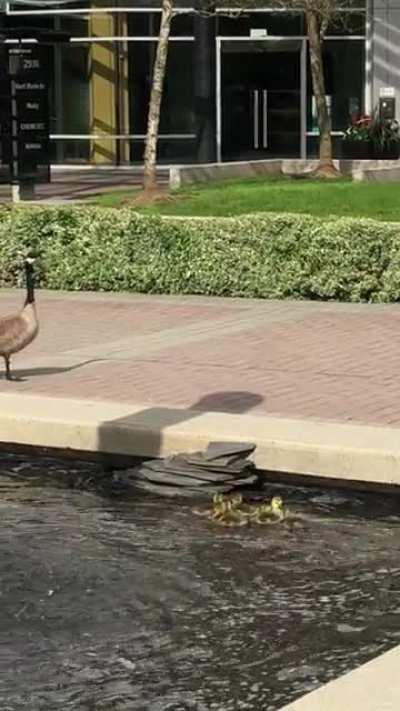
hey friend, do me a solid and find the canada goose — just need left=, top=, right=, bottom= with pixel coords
left=0, top=257, right=39, bottom=380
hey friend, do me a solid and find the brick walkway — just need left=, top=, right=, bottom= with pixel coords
left=1, top=290, right=400, bottom=427
left=0, top=168, right=169, bottom=203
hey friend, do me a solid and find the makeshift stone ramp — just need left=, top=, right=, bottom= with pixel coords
left=118, top=441, right=259, bottom=497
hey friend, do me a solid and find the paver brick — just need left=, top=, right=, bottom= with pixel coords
left=1, top=291, right=400, bottom=427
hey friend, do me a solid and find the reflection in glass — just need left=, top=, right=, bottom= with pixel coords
left=221, top=40, right=302, bottom=160
left=307, top=39, right=365, bottom=134
left=129, top=39, right=194, bottom=162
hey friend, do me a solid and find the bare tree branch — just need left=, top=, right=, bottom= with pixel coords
left=143, top=0, right=173, bottom=192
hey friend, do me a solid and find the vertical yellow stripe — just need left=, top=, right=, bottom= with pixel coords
left=116, top=13, right=130, bottom=163
left=89, top=14, right=117, bottom=163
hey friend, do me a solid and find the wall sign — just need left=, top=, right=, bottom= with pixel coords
left=250, top=29, right=268, bottom=38
left=380, top=87, right=395, bottom=98
left=0, top=45, right=50, bottom=185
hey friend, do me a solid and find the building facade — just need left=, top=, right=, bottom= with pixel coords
left=0, top=0, right=397, bottom=165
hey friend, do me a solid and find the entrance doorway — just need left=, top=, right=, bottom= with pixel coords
left=217, top=38, right=306, bottom=162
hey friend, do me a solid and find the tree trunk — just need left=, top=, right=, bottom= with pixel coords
left=306, top=11, right=339, bottom=177
left=143, top=0, right=173, bottom=191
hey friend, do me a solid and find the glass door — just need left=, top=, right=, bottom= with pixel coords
left=219, top=39, right=303, bottom=161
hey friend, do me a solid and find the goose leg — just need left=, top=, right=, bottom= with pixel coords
left=4, top=356, right=11, bottom=380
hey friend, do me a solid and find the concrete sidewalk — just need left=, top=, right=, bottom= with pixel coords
left=1, top=290, right=400, bottom=427
left=1, top=290, right=400, bottom=484
left=0, top=167, right=169, bottom=203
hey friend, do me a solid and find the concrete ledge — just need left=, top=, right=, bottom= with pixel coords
left=169, top=158, right=400, bottom=188
left=282, top=158, right=400, bottom=177
left=352, top=165, right=400, bottom=182
left=2, top=393, right=400, bottom=487
left=280, top=643, right=400, bottom=710
left=169, top=159, right=282, bottom=189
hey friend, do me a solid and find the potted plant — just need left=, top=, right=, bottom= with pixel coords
left=342, top=113, right=400, bottom=159
left=370, top=117, right=400, bottom=159
left=342, top=115, right=374, bottom=159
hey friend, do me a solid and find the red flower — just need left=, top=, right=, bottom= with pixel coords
left=356, top=115, right=372, bottom=126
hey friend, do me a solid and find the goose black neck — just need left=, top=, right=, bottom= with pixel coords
left=25, top=264, right=35, bottom=305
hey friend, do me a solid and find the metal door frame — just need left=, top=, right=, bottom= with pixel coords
left=216, top=36, right=307, bottom=162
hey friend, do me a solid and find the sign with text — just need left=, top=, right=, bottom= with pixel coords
left=380, top=86, right=395, bottom=98
left=0, top=45, right=50, bottom=184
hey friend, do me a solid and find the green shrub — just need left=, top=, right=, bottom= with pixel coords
left=1, top=205, right=400, bottom=302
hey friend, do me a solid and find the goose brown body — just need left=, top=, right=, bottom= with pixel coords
left=0, top=304, right=39, bottom=356
left=0, top=259, right=39, bottom=379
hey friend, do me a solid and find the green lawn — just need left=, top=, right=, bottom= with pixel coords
left=91, top=176, right=400, bottom=221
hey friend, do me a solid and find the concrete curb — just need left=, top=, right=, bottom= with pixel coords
left=168, top=157, right=400, bottom=188
left=1, top=393, right=400, bottom=487
left=280, top=643, right=400, bottom=710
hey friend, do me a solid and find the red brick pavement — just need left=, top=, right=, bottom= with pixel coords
left=0, top=168, right=169, bottom=202
left=1, top=291, right=400, bottom=427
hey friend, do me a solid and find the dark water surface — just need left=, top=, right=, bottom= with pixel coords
left=1, top=452, right=400, bottom=711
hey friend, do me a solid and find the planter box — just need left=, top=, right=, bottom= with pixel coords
left=375, top=144, right=400, bottom=160
left=342, top=140, right=374, bottom=160
left=342, top=140, right=400, bottom=160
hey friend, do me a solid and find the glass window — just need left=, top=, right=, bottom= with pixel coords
left=130, top=137, right=196, bottom=163
left=306, top=134, right=346, bottom=159
left=2, top=14, right=53, bottom=32
left=326, top=11, right=365, bottom=35
left=51, top=44, right=90, bottom=135
left=7, top=0, right=88, bottom=9
left=307, top=39, right=365, bottom=133
left=127, top=12, right=193, bottom=37
left=129, top=40, right=194, bottom=135
left=50, top=138, right=90, bottom=163
left=337, top=0, right=366, bottom=7
left=118, top=0, right=192, bottom=7
left=217, top=12, right=304, bottom=37
left=58, top=15, right=89, bottom=39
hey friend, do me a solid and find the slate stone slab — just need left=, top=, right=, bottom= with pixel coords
left=178, top=454, right=253, bottom=474
left=128, top=479, right=235, bottom=497
left=143, top=458, right=236, bottom=482
left=130, top=466, right=214, bottom=488
left=119, top=441, right=259, bottom=497
left=204, top=441, right=256, bottom=461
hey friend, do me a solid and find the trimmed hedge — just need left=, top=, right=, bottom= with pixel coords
left=1, top=206, right=400, bottom=302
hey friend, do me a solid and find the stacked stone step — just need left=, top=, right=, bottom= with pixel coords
left=120, top=442, right=259, bottom=497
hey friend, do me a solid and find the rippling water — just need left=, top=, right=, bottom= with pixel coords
left=1, top=451, right=400, bottom=710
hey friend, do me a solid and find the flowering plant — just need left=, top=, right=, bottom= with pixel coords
left=371, top=117, right=400, bottom=149
left=343, top=114, right=400, bottom=148
left=343, top=115, right=373, bottom=142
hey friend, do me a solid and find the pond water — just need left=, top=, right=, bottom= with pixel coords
left=1, top=451, right=400, bottom=711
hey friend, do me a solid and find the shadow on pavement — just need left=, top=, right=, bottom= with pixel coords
left=98, top=391, right=263, bottom=460
left=10, top=359, right=108, bottom=381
